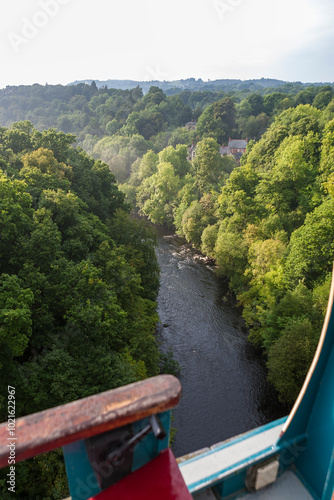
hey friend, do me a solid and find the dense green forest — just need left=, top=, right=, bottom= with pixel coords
left=1, top=81, right=333, bottom=184
left=71, top=77, right=330, bottom=95
left=1, top=79, right=334, bottom=497
left=0, top=123, right=161, bottom=498
left=132, top=102, right=334, bottom=407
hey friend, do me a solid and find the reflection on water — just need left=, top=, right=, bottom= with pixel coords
left=156, top=233, right=286, bottom=457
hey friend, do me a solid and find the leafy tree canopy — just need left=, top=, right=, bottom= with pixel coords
left=0, top=123, right=161, bottom=498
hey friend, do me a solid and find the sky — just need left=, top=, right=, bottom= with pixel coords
left=1, top=0, right=334, bottom=89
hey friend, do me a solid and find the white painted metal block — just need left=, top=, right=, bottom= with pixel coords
left=254, top=459, right=279, bottom=490
left=192, top=488, right=217, bottom=500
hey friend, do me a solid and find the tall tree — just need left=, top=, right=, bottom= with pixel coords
left=193, top=138, right=224, bottom=195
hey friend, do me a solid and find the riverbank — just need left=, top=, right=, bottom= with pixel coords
left=155, top=231, right=287, bottom=457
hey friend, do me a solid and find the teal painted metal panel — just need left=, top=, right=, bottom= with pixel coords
left=131, top=411, right=171, bottom=472
left=278, top=284, right=334, bottom=500
left=213, top=467, right=248, bottom=498
left=63, top=410, right=171, bottom=500
left=295, top=343, right=334, bottom=499
left=322, top=446, right=334, bottom=500
left=63, top=439, right=101, bottom=500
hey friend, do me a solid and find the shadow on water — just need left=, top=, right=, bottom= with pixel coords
left=155, top=231, right=287, bottom=457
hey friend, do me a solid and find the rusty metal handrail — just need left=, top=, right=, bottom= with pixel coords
left=0, top=375, right=181, bottom=467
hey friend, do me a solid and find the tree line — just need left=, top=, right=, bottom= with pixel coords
left=0, top=122, right=161, bottom=498
left=1, top=81, right=333, bottom=185
left=129, top=100, right=334, bottom=408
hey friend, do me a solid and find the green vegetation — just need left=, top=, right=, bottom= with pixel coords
left=1, top=81, right=333, bottom=185
left=0, top=124, right=160, bottom=498
left=131, top=101, right=334, bottom=408
left=71, top=77, right=331, bottom=97
left=1, top=80, right=334, bottom=497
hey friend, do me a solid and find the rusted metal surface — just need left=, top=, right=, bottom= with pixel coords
left=0, top=375, right=181, bottom=468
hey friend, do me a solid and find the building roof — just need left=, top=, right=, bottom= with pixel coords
left=220, top=146, right=230, bottom=155
left=228, top=139, right=247, bottom=149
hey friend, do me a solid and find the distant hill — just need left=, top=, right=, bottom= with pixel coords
left=69, top=77, right=332, bottom=95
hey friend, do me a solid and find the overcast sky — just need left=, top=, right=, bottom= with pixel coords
left=1, top=0, right=334, bottom=89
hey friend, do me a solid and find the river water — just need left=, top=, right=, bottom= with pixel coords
left=155, top=232, right=285, bottom=458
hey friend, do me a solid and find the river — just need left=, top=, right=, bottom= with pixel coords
left=155, top=231, right=286, bottom=458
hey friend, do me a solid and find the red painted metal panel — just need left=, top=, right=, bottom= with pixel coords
left=88, top=448, right=192, bottom=500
